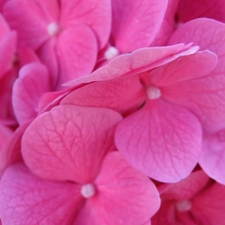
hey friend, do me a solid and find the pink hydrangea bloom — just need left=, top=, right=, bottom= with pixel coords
left=152, top=170, right=225, bottom=225
left=0, top=105, right=160, bottom=224
left=3, top=0, right=111, bottom=87
left=168, top=18, right=225, bottom=182
left=60, top=43, right=222, bottom=182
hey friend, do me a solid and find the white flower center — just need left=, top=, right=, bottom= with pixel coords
left=104, top=46, right=119, bottom=60
left=47, top=22, right=60, bottom=36
left=176, top=200, right=192, bottom=212
left=147, top=86, right=161, bottom=99
left=81, top=183, right=96, bottom=198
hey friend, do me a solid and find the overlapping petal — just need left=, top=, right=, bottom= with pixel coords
left=74, top=152, right=160, bottom=225
left=0, top=163, right=82, bottom=225
left=111, top=0, right=168, bottom=52
left=12, top=62, right=52, bottom=125
left=22, top=105, right=122, bottom=183
left=61, top=75, right=146, bottom=115
left=60, top=0, right=111, bottom=49
left=115, top=100, right=202, bottom=182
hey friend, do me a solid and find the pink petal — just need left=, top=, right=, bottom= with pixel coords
left=74, top=152, right=160, bottom=225
left=0, top=69, right=17, bottom=126
left=162, top=73, right=225, bottom=132
left=192, top=183, right=225, bottom=224
left=0, top=13, right=10, bottom=41
left=22, top=105, right=122, bottom=183
left=151, top=0, right=179, bottom=46
left=56, top=25, right=97, bottom=86
left=17, top=47, right=40, bottom=66
left=160, top=170, right=209, bottom=200
left=38, top=89, right=71, bottom=113
left=199, top=130, right=225, bottom=184
left=61, top=75, right=146, bottom=115
left=111, top=0, right=168, bottom=52
left=64, top=44, right=199, bottom=87
left=12, top=62, right=52, bottom=125
left=3, top=0, right=59, bottom=49
left=115, top=100, right=202, bottom=182
left=169, top=18, right=225, bottom=76
left=37, top=38, right=58, bottom=86
left=0, top=124, right=12, bottom=150
left=146, top=50, right=217, bottom=86
left=0, top=31, right=17, bottom=79
left=60, top=0, right=111, bottom=49
left=0, top=122, right=30, bottom=176
left=177, top=0, right=225, bottom=23
left=0, top=163, right=82, bottom=225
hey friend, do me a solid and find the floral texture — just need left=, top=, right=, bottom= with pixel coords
left=0, top=1, right=225, bottom=225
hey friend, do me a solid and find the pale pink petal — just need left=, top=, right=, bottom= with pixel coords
left=199, top=130, right=225, bottom=184
left=145, top=50, right=217, bottom=86
left=169, top=18, right=225, bottom=76
left=151, top=0, right=178, bottom=46
left=74, top=152, right=160, bottom=225
left=115, top=100, right=202, bottom=182
left=3, top=0, right=59, bottom=49
left=160, top=170, right=209, bottom=200
left=177, top=0, right=225, bottom=23
left=56, top=25, right=97, bottom=86
left=60, top=0, right=111, bottom=49
left=163, top=74, right=225, bottom=132
left=0, top=163, right=82, bottom=225
left=64, top=44, right=199, bottom=87
left=0, top=122, right=30, bottom=176
left=192, top=183, right=225, bottom=225
left=61, top=75, right=146, bottom=115
left=111, top=0, right=168, bottom=52
left=22, top=105, right=122, bottom=183
left=12, top=62, right=52, bottom=125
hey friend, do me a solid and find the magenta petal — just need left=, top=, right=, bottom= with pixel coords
left=38, top=38, right=58, bottom=86
left=0, top=13, right=10, bottom=41
left=199, top=130, right=225, bottom=184
left=60, top=0, right=111, bottom=49
left=22, top=105, right=122, bottom=183
left=192, top=183, right=225, bottom=224
left=64, top=44, right=198, bottom=87
left=0, top=163, right=82, bottom=225
left=61, top=75, right=146, bottom=115
left=177, top=0, right=225, bottom=23
left=0, top=31, right=17, bottom=79
left=160, top=170, right=209, bottom=200
left=74, top=152, right=160, bottom=225
left=3, top=0, right=58, bottom=49
left=163, top=73, right=225, bottom=132
left=111, top=0, right=168, bottom=52
left=56, top=25, right=97, bottom=85
left=12, top=62, right=51, bottom=125
left=0, top=125, right=12, bottom=150
left=0, top=122, right=29, bottom=176
left=115, top=100, right=202, bottom=182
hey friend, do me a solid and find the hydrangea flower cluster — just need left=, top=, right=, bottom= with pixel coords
left=0, top=0, right=225, bottom=224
